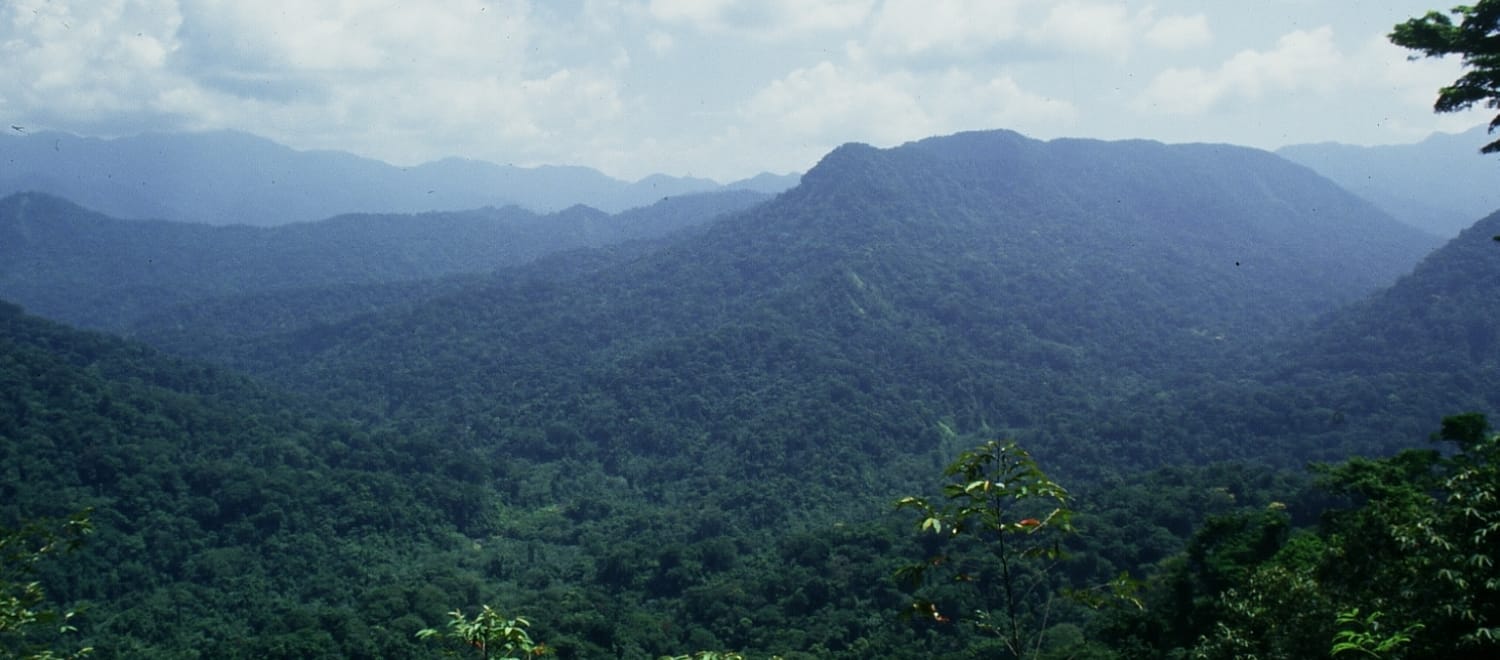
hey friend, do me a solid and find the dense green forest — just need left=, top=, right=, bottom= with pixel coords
left=3, top=129, right=1497, bottom=658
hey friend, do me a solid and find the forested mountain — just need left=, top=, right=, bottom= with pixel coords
left=0, top=189, right=768, bottom=333
left=724, top=171, right=804, bottom=194
left=1284, top=209, right=1500, bottom=374
left=1279, top=125, right=1500, bottom=237
left=0, top=299, right=516, bottom=657
left=6, top=129, right=1494, bottom=658
left=0, top=129, right=798, bottom=224
left=4, top=294, right=1320, bottom=659
left=207, top=130, right=1441, bottom=477
left=1238, top=209, right=1500, bottom=442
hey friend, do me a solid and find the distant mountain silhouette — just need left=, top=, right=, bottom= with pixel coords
left=1278, top=125, right=1500, bottom=237
left=0, top=189, right=768, bottom=332
left=0, top=129, right=798, bottom=225
left=724, top=171, right=803, bottom=194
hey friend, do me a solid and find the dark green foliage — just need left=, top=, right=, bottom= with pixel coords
left=1103, top=415, right=1500, bottom=658
left=1267, top=211, right=1500, bottom=456
left=0, top=510, right=93, bottom=659
left=417, top=606, right=548, bottom=658
left=1331, top=608, right=1423, bottom=658
left=2, top=129, right=1496, bottom=657
left=896, top=440, right=1074, bottom=657
left=0, top=303, right=509, bottom=657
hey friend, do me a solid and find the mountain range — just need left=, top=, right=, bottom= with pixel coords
left=117, top=129, right=1448, bottom=473
left=1278, top=124, right=1500, bottom=237
left=3, top=127, right=1495, bottom=658
left=0, top=188, right=768, bottom=333
left=6, top=125, right=1496, bottom=237
left=0, top=129, right=799, bottom=225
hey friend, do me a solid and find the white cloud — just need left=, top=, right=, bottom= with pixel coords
left=647, top=0, right=873, bottom=39
left=1033, top=1, right=1141, bottom=55
left=174, top=0, right=537, bottom=83
left=1, top=0, right=1486, bottom=182
left=1331, top=32, right=1490, bottom=141
left=866, top=0, right=1032, bottom=57
left=1143, top=13, right=1211, bottom=50
left=1135, top=27, right=1344, bottom=115
left=860, top=2, right=1207, bottom=61
left=785, top=0, right=878, bottom=34
left=1, top=0, right=637, bottom=168
left=1, top=0, right=183, bottom=122
left=648, top=0, right=737, bottom=31
left=1031, top=4, right=1211, bottom=56
left=597, top=58, right=1081, bottom=179
left=589, top=59, right=1081, bottom=181
left=743, top=60, right=1076, bottom=146
left=647, top=30, right=674, bottom=55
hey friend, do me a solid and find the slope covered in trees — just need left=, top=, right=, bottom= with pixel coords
left=0, top=296, right=1340, bottom=659
left=203, top=131, right=1440, bottom=474
left=0, top=300, right=526, bottom=657
left=1283, top=209, right=1500, bottom=375
left=1220, top=209, right=1500, bottom=447
left=5, top=128, right=1493, bottom=658
left=0, top=189, right=767, bottom=333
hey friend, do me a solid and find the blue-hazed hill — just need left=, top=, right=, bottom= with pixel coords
left=0, top=189, right=768, bottom=333
left=209, top=130, right=1441, bottom=480
left=0, top=129, right=798, bottom=224
left=1237, top=209, right=1500, bottom=445
left=1278, top=125, right=1500, bottom=237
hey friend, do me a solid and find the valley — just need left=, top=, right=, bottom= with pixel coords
left=2, top=128, right=1496, bottom=659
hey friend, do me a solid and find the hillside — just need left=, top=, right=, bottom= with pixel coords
left=1236, top=210, right=1500, bottom=444
left=0, top=129, right=798, bottom=224
left=1278, top=125, right=1500, bottom=237
left=0, top=299, right=520, bottom=657
left=5, top=294, right=1323, bottom=659
left=7, top=129, right=1494, bottom=658
left=213, top=130, right=1441, bottom=478
left=1284, top=209, right=1500, bottom=374
left=0, top=189, right=768, bottom=333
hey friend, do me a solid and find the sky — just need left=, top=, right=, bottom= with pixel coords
left=1, top=0, right=1491, bottom=182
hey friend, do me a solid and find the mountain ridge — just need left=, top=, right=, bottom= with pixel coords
left=5, top=127, right=1498, bottom=658
left=1278, top=125, right=1500, bottom=237
left=0, top=128, right=800, bottom=225
left=204, top=129, right=1444, bottom=475
left=0, top=188, right=769, bottom=333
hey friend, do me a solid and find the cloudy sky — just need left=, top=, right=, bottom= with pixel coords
left=1, top=0, right=1489, bottom=182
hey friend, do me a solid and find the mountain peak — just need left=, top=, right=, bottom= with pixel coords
left=798, top=142, right=886, bottom=188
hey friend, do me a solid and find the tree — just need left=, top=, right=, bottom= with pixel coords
left=1390, top=1, right=1500, bottom=153
left=1105, top=414, right=1500, bottom=658
left=415, top=605, right=550, bottom=659
left=1330, top=608, right=1423, bottom=658
left=0, top=510, right=93, bottom=660
left=895, top=440, right=1073, bottom=658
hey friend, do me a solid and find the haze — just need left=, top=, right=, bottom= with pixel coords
left=2, top=0, right=1488, bottom=181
